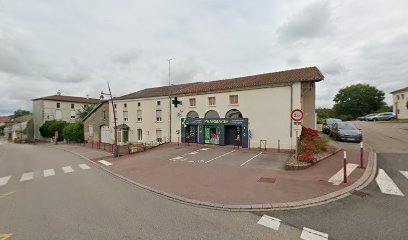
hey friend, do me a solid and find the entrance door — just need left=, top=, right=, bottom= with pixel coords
left=100, top=126, right=111, bottom=143
left=204, top=126, right=219, bottom=145
left=225, top=126, right=241, bottom=145
left=187, top=125, right=198, bottom=143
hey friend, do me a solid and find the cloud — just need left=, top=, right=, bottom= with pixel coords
left=321, top=60, right=347, bottom=76
left=277, top=0, right=333, bottom=44
left=286, top=54, right=302, bottom=66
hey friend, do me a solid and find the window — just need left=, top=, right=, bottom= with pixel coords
left=124, top=103, right=127, bottom=108
left=123, top=111, right=128, bottom=121
left=225, top=109, right=243, bottom=118
left=229, top=95, right=238, bottom=105
left=56, top=102, right=60, bottom=108
left=397, top=95, right=400, bottom=100
left=187, top=111, right=199, bottom=118
left=114, top=104, right=117, bottom=109
left=189, top=98, right=196, bottom=107
left=156, top=129, right=162, bottom=142
left=157, top=101, right=161, bottom=106
left=101, top=111, right=106, bottom=121
left=71, top=104, right=75, bottom=109
left=70, top=110, right=76, bottom=119
left=137, top=102, right=141, bottom=107
left=137, top=109, right=142, bottom=122
left=402, top=94, right=405, bottom=99
left=137, top=129, right=143, bottom=141
left=156, top=110, right=162, bottom=122
left=55, top=110, right=62, bottom=119
left=205, top=110, right=219, bottom=118
left=208, top=97, right=216, bottom=106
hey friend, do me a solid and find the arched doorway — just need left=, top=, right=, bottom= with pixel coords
left=117, top=124, right=129, bottom=144
left=225, top=109, right=243, bottom=145
left=185, top=111, right=199, bottom=143
left=204, top=110, right=219, bottom=118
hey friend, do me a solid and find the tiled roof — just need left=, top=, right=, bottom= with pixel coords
left=32, top=95, right=101, bottom=104
left=0, top=116, right=10, bottom=123
left=175, top=66, right=324, bottom=95
left=14, top=115, right=32, bottom=123
left=115, top=82, right=201, bottom=100
left=390, top=87, right=408, bottom=94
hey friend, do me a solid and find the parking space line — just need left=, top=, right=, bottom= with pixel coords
left=205, top=150, right=235, bottom=163
left=0, top=176, right=11, bottom=186
left=200, top=148, right=209, bottom=151
left=98, top=160, right=112, bottom=166
left=188, top=151, right=199, bottom=155
left=240, top=152, right=262, bottom=167
left=20, top=172, right=34, bottom=182
left=170, top=156, right=184, bottom=160
left=62, top=166, right=74, bottom=173
left=79, top=164, right=91, bottom=170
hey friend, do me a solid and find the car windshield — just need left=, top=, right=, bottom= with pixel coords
left=337, top=123, right=357, bottom=130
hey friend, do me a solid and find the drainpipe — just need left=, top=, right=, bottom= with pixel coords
left=169, top=95, right=172, bottom=142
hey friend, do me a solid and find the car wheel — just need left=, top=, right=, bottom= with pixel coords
left=373, top=118, right=377, bottom=121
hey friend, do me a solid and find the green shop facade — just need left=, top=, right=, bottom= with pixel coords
left=180, top=118, right=249, bottom=148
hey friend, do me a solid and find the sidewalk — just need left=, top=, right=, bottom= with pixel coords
left=50, top=141, right=376, bottom=210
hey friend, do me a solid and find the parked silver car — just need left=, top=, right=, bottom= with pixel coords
left=366, top=112, right=396, bottom=121
left=322, top=118, right=342, bottom=134
left=331, top=122, right=363, bottom=142
left=357, top=113, right=376, bottom=121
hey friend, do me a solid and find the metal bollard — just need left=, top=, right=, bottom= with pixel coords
left=360, top=142, right=364, bottom=168
left=344, top=151, right=347, bottom=183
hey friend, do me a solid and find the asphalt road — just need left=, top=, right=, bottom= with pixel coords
left=256, top=121, right=408, bottom=240
left=0, top=142, right=282, bottom=240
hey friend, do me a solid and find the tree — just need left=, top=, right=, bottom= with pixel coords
left=62, top=122, right=84, bottom=142
left=11, top=109, right=31, bottom=119
left=77, top=104, right=95, bottom=120
left=316, top=108, right=334, bottom=124
left=333, top=84, right=386, bottom=119
left=39, top=120, right=68, bottom=140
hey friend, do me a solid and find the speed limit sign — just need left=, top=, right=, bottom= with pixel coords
left=291, top=109, right=304, bottom=122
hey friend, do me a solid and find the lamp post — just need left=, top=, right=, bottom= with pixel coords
left=168, top=58, right=175, bottom=143
left=100, top=81, right=119, bottom=158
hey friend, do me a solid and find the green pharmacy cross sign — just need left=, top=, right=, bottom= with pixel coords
left=172, top=97, right=182, bottom=108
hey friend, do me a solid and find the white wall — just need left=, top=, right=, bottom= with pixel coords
left=171, top=83, right=304, bottom=149
left=393, top=90, right=408, bottom=119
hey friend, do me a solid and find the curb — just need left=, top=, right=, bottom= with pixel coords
left=49, top=144, right=378, bottom=212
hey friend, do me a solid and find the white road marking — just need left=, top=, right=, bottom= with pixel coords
left=188, top=151, right=199, bottom=155
left=98, top=160, right=112, bottom=166
left=79, top=164, right=91, bottom=170
left=376, top=169, right=404, bottom=196
left=200, top=148, right=209, bottom=151
left=0, top=176, right=11, bottom=186
left=205, top=150, right=235, bottom=163
left=240, top=152, right=262, bottom=167
left=170, top=156, right=184, bottom=160
left=400, top=171, right=408, bottom=179
left=43, top=169, right=55, bottom=177
left=62, top=166, right=74, bottom=173
left=257, top=215, right=281, bottom=231
left=20, top=172, right=34, bottom=182
left=328, top=163, right=358, bottom=185
left=301, top=227, right=328, bottom=240
left=187, top=161, right=194, bottom=163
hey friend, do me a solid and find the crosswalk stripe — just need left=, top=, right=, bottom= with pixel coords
left=301, top=227, right=329, bottom=240
left=328, top=163, right=359, bottom=185
left=62, top=166, right=74, bottom=173
left=0, top=176, right=11, bottom=186
left=43, top=169, right=55, bottom=177
left=79, top=164, right=91, bottom=170
left=98, top=160, right=112, bottom=166
left=257, top=215, right=281, bottom=231
left=376, top=169, right=404, bottom=196
left=400, top=171, right=408, bottom=179
left=20, top=172, right=34, bottom=182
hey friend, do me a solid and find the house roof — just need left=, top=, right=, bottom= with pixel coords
left=390, top=87, right=408, bottom=94
left=82, top=101, right=108, bottom=122
left=14, top=115, right=32, bottom=123
left=175, top=66, right=324, bottom=95
left=0, top=116, right=10, bottom=123
left=115, top=82, right=201, bottom=100
left=32, top=95, right=101, bottom=104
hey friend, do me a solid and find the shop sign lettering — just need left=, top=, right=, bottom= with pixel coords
left=204, top=119, right=228, bottom=124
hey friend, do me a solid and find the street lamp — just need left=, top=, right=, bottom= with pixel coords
left=100, top=81, right=119, bottom=158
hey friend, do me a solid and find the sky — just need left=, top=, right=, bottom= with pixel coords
left=0, top=0, right=407, bottom=115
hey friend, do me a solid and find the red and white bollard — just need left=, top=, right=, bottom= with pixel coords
left=343, top=151, right=347, bottom=183
left=360, top=142, right=364, bottom=169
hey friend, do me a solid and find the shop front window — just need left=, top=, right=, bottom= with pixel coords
left=204, top=126, right=219, bottom=145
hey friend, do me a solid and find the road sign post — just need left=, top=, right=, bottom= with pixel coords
left=291, top=109, right=304, bottom=159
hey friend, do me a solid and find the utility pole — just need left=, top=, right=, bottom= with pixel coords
left=168, top=58, right=175, bottom=143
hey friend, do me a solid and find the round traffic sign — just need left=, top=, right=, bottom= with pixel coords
left=291, top=109, right=304, bottom=122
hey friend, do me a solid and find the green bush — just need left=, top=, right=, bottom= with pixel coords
left=62, top=122, right=84, bottom=143
left=39, top=120, right=68, bottom=140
